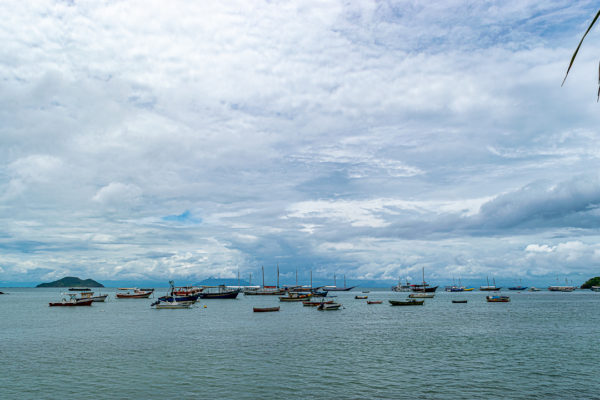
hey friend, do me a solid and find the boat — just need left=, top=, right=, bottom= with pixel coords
left=279, top=292, right=312, bottom=302
left=410, top=267, right=438, bottom=292
left=463, top=288, right=474, bottom=291
left=244, top=266, right=287, bottom=295
left=317, top=302, right=342, bottom=310
left=486, top=295, right=510, bottom=302
left=479, top=277, right=501, bottom=291
left=547, top=286, right=576, bottom=292
left=158, top=281, right=199, bottom=303
left=253, top=306, right=280, bottom=312
left=152, top=301, right=192, bottom=309
left=323, top=274, right=356, bottom=291
left=303, top=299, right=334, bottom=306
left=591, top=286, right=600, bottom=292
left=198, top=285, right=240, bottom=299
left=78, top=291, right=109, bottom=302
left=445, top=285, right=464, bottom=292
left=389, top=299, right=424, bottom=306
left=508, top=279, right=527, bottom=291
left=452, top=300, right=468, bottom=304
left=528, top=287, right=541, bottom=292
left=49, top=293, right=93, bottom=307
left=355, top=295, right=368, bottom=299
left=367, top=300, right=383, bottom=304
left=116, top=288, right=154, bottom=298
left=392, top=274, right=412, bottom=292
left=362, top=291, right=370, bottom=293
left=409, top=293, right=434, bottom=298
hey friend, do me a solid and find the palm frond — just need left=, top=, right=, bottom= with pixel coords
left=562, top=9, right=600, bottom=86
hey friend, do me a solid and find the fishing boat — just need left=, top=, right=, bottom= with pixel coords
left=279, top=292, right=312, bottom=302
left=49, top=293, right=93, bottom=307
left=486, top=295, right=510, bottom=303
left=528, top=287, right=541, bottom=292
left=323, top=274, right=356, bottom=291
left=508, top=279, right=527, bottom=291
left=244, top=266, right=287, bottom=295
left=452, top=300, right=468, bottom=304
left=317, top=302, right=342, bottom=310
left=253, top=306, right=280, bottom=312
left=367, top=300, right=383, bottom=304
left=151, top=301, right=192, bottom=309
left=463, top=288, right=474, bottom=291
left=78, top=291, right=109, bottom=302
left=198, top=285, right=240, bottom=299
left=159, top=281, right=200, bottom=303
left=303, top=299, right=333, bottom=307
left=355, top=295, right=368, bottom=299
left=116, top=288, right=153, bottom=298
left=389, top=299, right=424, bottom=306
left=392, top=274, right=411, bottom=292
left=409, top=293, right=434, bottom=298
left=410, top=267, right=438, bottom=292
left=479, top=277, right=501, bottom=291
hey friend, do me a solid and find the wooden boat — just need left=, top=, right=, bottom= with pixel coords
left=279, top=292, right=312, bottom=302
left=547, top=286, right=576, bottom=292
left=78, top=291, right=109, bottom=302
left=480, top=277, right=501, bottom=291
left=367, top=300, right=383, bottom=304
left=317, top=302, right=342, bottom=310
left=323, top=274, right=356, bottom=291
left=409, top=293, right=434, bottom=298
left=198, top=285, right=240, bottom=299
left=389, top=299, right=424, bottom=306
left=49, top=293, right=93, bottom=307
left=253, top=306, right=280, bottom=312
left=152, top=301, right=192, bottom=309
left=486, top=295, right=510, bottom=302
left=355, top=295, right=368, bottom=299
left=410, top=267, right=438, bottom=292
left=452, top=300, right=468, bottom=304
left=159, top=280, right=199, bottom=303
left=303, top=299, right=333, bottom=306
left=116, top=288, right=153, bottom=298
left=463, top=288, right=474, bottom=291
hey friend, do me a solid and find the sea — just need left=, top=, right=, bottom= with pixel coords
left=1, top=287, right=599, bottom=399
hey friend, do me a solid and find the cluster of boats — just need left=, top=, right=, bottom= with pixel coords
left=48, top=288, right=109, bottom=306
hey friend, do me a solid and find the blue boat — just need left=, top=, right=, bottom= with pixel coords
left=508, top=286, right=528, bottom=291
left=158, top=294, right=199, bottom=303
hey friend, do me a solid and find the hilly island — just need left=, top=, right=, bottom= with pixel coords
left=36, top=276, right=104, bottom=288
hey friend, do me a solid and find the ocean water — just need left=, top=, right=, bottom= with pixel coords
left=1, top=288, right=599, bottom=399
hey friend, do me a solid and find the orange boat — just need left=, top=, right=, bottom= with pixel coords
left=367, top=300, right=383, bottom=304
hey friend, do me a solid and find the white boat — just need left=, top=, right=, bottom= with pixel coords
left=409, top=293, right=434, bottom=298
left=591, top=286, right=600, bottom=292
left=528, top=287, right=541, bottom=292
left=77, top=291, right=108, bottom=302
left=317, top=302, right=342, bottom=310
left=152, top=301, right=192, bottom=309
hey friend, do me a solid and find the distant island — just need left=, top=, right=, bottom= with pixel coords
left=581, top=276, right=600, bottom=289
left=36, top=276, right=104, bottom=288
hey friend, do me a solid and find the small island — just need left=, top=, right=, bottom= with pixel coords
left=581, top=276, right=600, bottom=289
left=36, top=276, right=104, bottom=288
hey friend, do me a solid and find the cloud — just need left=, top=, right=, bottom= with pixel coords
left=1, top=1, right=600, bottom=284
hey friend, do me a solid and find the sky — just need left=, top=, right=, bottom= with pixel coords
left=2, top=0, right=600, bottom=286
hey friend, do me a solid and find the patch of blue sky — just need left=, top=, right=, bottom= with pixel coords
left=161, top=210, right=201, bottom=224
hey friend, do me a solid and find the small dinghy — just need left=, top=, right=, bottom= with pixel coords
left=389, top=299, right=424, bottom=306
left=367, top=300, right=382, bottom=304
left=317, top=302, right=342, bottom=310
left=253, top=306, right=280, bottom=312
left=452, top=300, right=468, bottom=304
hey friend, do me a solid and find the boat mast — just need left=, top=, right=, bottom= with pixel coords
left=249, top=273, right=252, bottom=286
left=334, top=273, right=337, bottom=288
left=344, top=275, right=347, bottom=289
left=277, top=264, right=279, bottom=288
left=296, top=268, right=298, bottom=286
left=262, top=266, right=265, bottom=288
left=422, top=267, right=426, bottom=293
left=310, top=269, right=313, bottom=289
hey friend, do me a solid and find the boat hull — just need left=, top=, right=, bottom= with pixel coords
left=367, top=301, right=383, bottom=304
left=253, top=307, right=280, bottom=312
left=486, top=296, right=510, bottom=302
left=49, top=300, right=93, bottom=307
left=198, top=291, right=239, bottom=299
left=116, top=292, right=152, bottom=298
left=317, top=303, right=342, bottom=310
left=389, top=299, right=424, bottom=306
